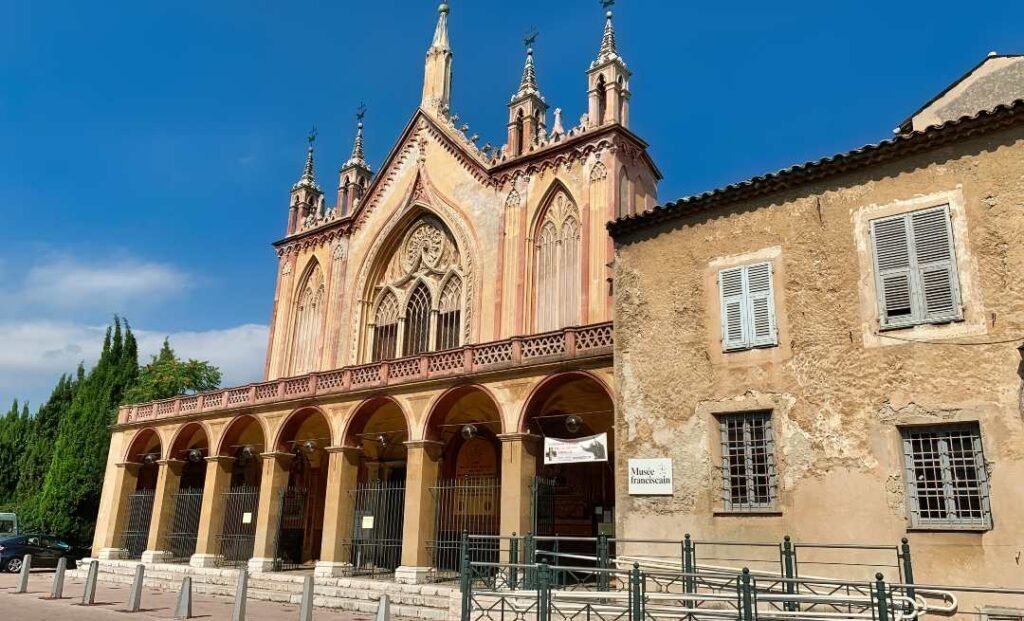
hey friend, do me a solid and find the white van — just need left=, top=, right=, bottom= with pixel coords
left=0, top=513, right=17, bottom=536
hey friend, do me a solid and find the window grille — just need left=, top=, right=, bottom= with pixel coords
left=372, top=292, right=399, bottom=362
left=719, top=261, right=778, bottom=352
left=403, top=283, right=432, bottom=357
left=870, top=205, right=962, bottom=329
left=435, top=275, right=462, bottom=351
left=901, top=423, right=991, bottom=529
left=719, top=412, right=777, bottom=511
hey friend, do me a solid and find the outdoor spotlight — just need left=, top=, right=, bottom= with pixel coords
left=565, top=415, right=582, bottom=434
left=239, top=446, right=255, bottom=463
left=187, top=448, right=204, bottom=464
left=303, top=439, right=318, bottom=453
left=377, top=433, right=387, bottom=447
left=460, top=424, right=478, bottom=440
left=143, top=453, right=158, bottom=465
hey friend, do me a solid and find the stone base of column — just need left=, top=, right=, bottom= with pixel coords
left=248, top=557, right=277, bottom=574
left=189, top=553, right=223, bottom=569
left=97, top=548, right=123, bottom=560
left=140, top=550, right=171, bottom=564
left=395, top=565, right=432, bottom=584
left=314, top=561, right=354, bottom=578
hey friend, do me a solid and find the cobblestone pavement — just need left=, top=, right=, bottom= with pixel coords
left=0, top=570, right=413, bottom=620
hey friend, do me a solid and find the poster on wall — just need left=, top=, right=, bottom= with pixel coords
left=627, top=458, right=673, bottom=495
left=544, top=433, right=609, bottom=465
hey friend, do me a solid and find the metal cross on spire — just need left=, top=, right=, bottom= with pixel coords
left=523, top=28, right=538, bottom=49
left=601, top=0, right=615, bottom=9
left=307, top=126, right=318, bottom=146
left=356, top=102, right=367, bottom=122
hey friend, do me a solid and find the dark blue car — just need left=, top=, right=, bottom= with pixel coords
left=0, top=535, right=89, bottom=572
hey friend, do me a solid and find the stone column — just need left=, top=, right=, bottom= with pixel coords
left=190, top=456, right=234, bottom=568
left=395, top=440, right=442, bottom=584
left=498, top=434, right=541, bottom=538
left=96, top=462, right=140, bottom=560
left=141, top=459, right=184, bottom=563
left=248, top=452, right=294, bottom=573
left=315, top=446, right=361, bottom=577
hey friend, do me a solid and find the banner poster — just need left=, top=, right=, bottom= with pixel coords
left=543, top=432, right=609, bottom=465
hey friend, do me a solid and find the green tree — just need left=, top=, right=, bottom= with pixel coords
left=123, top=338, right=221, bottom=404
left=0, top=399, right=30, bottom=507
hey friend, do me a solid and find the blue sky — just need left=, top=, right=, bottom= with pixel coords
left=1, top=0, right=1021, bottom=407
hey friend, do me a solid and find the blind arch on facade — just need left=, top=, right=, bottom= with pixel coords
left=372, top=290, right=400, bottom=362
left=436, top=273, right=463, bottom=351
left=290, top=261, right=325, bottom=375
left=534, top=188, right=581, bottom=332
left=403, top=281, right=432, bottom=357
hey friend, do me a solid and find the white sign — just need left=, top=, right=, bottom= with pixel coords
left=544, top=433, right=608, bottom=465
left=361, top=515, right=375, bottom=530
left=628, top=459, right=673, bottom=495
left=242, top=512, right=253, bottom=524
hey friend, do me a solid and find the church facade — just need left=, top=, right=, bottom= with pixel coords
left=92, top=4, right=658, bottom=581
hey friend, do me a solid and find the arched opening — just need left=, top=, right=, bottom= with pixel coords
left=164, top=423, right=210, bottom=562
left=289, top=260, right=325, bottom=375
left=403, top=281, right=432, bottom=356
left=534, top=187, right=581, bottom=332
left=596, top=74, right=607, bottom=125
left=216, top=415, right=266, bottom=566
left=372, top=290, right=400, bottom=361
left=120, top=429, right=162, bottom=559
left=515, top=109, right=525, bottom=156
left=271, top=408, right=332, bottom=570
left=424, top=386, right=503, bottom=579
left=340, top=398, right=410, bottom=576
left=618, top=167, right=632, bottom=218
left=521, top=373, right=615, bottom=565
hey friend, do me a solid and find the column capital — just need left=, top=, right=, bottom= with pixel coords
left=259, top=450, right=296, bottom=462
left=204, top=455, right=236, bottom=464
left=324, top=445, right=363, bottom=455
left=116, top=461, right=143, bottom=469
left=497, top=432, right=542, bottom=445
left=404, top=439, right=444, bottom=460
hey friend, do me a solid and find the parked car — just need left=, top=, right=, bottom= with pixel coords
left=0, top=535, right=90, bottom=572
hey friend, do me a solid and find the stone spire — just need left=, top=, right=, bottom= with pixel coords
left=293, top=129, right=321, bottom=192
left=344, top=119, right=368, bottom=170
left=592, top=10, right=623, bottom=68
left=337, top=108, right=373, bottom=217
left=422, top=3, right=454, bottom=114
left=515, top=47, right=540, bottom=99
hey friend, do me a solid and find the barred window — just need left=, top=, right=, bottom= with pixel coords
left=901, top=424, right=991, bottom=529
left=372, top=291, right=399, bottom=362
left=719, top=412, right=777, bottom=511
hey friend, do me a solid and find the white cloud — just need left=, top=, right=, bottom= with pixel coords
left=19, top=257, right=191, bottom=311
left=0, top=321, right=268, bottom=408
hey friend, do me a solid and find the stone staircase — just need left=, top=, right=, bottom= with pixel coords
left=68, top=560, right=457, bottom=620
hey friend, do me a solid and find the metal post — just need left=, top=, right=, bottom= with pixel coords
left=232, top=569, right=248, bottom=621
left=683, top=533, right=694, bottom=594
left=537, top=563, right=551, bottom=621
left=50, top=557, right=67, bottom=599
left=900, top=538, right=916, bottom=602
left=375, top=594, right=391, bottom=621
left=128, top=563, right=145, bottom=612
left=15, top=554, right=31, bottom=594
left=298, top=575, right=314, bottom=621
left=524, top=532, right=535, bottom=589
left=174, top=577, right=193, bottom=620
left=740, top=568, right=754, bottom=621
left=82, top=560, right=99, bottom=605
left=460, top=530, right=471, bottom=621
left=874, top=573, right=890, bottom=621
left=509, top=532, right=519, bottom=590
left=597, top=533, right=609, bottom=592
left=781, top=535, right=796, bottom=612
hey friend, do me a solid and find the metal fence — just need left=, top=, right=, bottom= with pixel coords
left=429, top=477, right=502, bottom=583
left=218, top=484, right=259, bottom=567
left=164, top=487, right=204, bottom=563
left=118, top=488, right=156, bottom=560
left=339, top=480, right=406, bottom=577
left=272, top=486, right=309, bottom=571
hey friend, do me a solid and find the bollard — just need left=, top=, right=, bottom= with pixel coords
left=127, top=563, right=145, bottom=612
left=15, top=554, right=31, bottom=594
left=82, top=560, right=99, bottom=605
left=375, top=593, right=391, bottom=621
left=900, top=537, right=916, bottom=602
left=298, top=575, right=314, bottom=621
left=874, top=573, right=890, bottom=621
left=740, top=568, right=754, bottom=621
left=174, top=577, right=193, bottom=620
left=683, top=533, right=694, bottom=595
left=51, top=557, right=67, bottom=599
left=781, top=535, right=797, bottom=612
left=231, top=568, right=248, bottom=621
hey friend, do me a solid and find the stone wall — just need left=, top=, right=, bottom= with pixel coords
left=612, top=126, right=1024, bottom=595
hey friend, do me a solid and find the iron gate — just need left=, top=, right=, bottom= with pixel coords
left=272, top=486, right=309, bottom=571
left=343, top=480, right=405, bottom=577
left=164, top=487, right=204, bottom=563
left=532, top=477, right=556, bottom=536
left=218, top=484, right=259, bottom=566
left=118, top=488, right=156, bottom=560
left=429, top=477, right=501, bottom=582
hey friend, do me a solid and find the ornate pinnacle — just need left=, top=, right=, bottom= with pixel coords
left=344, top=104, right=369, bottom=170
left=595, top=7, right=620, bottom=65
left=293, top=127, right=322, bottom=192
left=431, top=2, right=450, bottom=51
left=515, top=46, right=540, bottom=99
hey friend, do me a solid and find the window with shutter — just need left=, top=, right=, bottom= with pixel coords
left=719, top=261, right=778, bottom=352
left=870, top=205, right=962, bottom=329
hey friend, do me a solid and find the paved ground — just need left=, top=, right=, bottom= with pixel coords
left=0, top=570, right=404, bottom=620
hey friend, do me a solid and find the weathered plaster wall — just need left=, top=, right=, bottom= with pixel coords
left=613, top=128, right=1024, bottom=592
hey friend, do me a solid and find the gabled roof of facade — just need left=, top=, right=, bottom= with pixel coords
left=608, top=98, right=1024, bottom=240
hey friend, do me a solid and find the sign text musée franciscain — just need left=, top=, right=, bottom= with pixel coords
left=544, top=433, right=609, bottom=465
left=627, top=458, right=673, bottom=495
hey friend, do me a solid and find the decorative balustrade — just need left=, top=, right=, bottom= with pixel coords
left=118, top=322, right=613, bottom=425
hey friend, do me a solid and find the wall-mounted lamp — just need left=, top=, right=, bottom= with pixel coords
left=460, top=424, right=478, bottom=441
left=186, top=448, right=204, bottom=464
left=565, top=415, right=583, bottom=434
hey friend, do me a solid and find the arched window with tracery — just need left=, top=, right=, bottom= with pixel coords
left=372, top=291, right=399, bottom=361
left=290, top=262, right=325, bottom=375
left=436, top=275, right=462, bottom=351
left=404, top=282, right=432, bottom=357
left=535, top=189, right=581, bottom=332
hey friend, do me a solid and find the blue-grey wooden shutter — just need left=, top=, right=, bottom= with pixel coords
left=745, top=262, right=777, bottom=347
left=719, top=267, right=747, bottom=351
left=871, top=214, right=915, bottom=328
left=910, top=206, right=962, bottom=323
